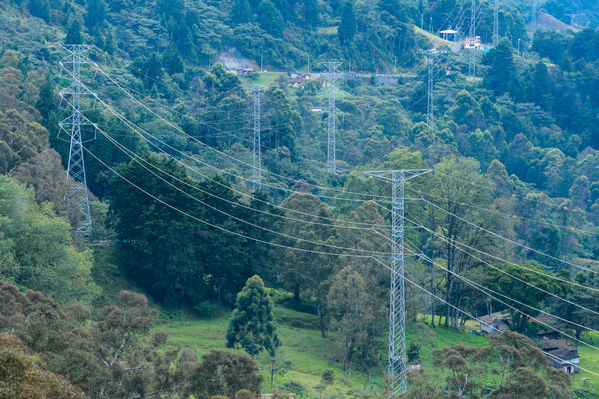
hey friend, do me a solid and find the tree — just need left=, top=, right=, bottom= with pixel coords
left=338, top=2, right=356, bottom=44
left=0, top=333, right=86, bottom=399
left=258, top=350, right=291, bottom=390
left=482, top=39, right=516, bottom=96
left=85, top=0, right=106, bottom=30
left=226, top=275, right=281, bottom=357
left=185, top=350, right=263, bottom=399
left=426, top=157, right=498, bottom=328
left=28, top=0, right=51, bottom=22
left=257, top=0, right=285, bottom=36
left=303, top=0, right=320, bottom=26
left=110, top=155, right=251, bottom=305
left=274, top=192, right=335, bottom=306
left=569, top=175, right=591, bottom=209
left=0, top=176, right=100, bottom=305
left=65, top=20, right=83, bottom=44
left=315, top=369, right=334, bottom=398
left=326, top=266, right=375, bottom=371
left=232, top=0, right=252, bottom=24
left=483, top=264, right=567, bottom=333
left=93, top=291, right=182, bottom=399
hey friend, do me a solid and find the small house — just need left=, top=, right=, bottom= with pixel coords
left=543, top=339, right=580, bottom=374
left=440, top=29, right=459, bottom=41
left=463, top=36, right=482, bottom=51
left=479, top=312, right=511, bottom=335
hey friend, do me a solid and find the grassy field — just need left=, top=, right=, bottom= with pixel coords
left=92, top=250, right=599, bottom=397
left=154, top=303, right=493, bottom=397
left=413, top=25, right=455, bottom=48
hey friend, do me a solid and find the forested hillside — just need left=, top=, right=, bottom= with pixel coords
left=2, top=0, right=599, bottom=398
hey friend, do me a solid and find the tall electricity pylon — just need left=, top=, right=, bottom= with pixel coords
left=322, top=61, right=342, bottom=174
left=364, top=169, right=433, bottom=397
left=59, top=44, right=96, bottom=237
left=244, top=84, right=266, bottom=191
left=532, top=0, right=538, bottom=33
left=426, top=53, right=435, bottom=132
left=469, top=0, right=476, bottom=77
left=252, top=86, right=263, bottom=191
left=493, top=0, right=499, bottom=46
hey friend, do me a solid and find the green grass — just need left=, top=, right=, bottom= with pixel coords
left=91, top=245, right=144, bottom=306
left=243, top=72, right=287, bottom=86
left=91, top=255, right=597, bottom=396
left=573, top=332, right=599, bottom=391
left=153, top=304, right=495, bottom=397
left=413, top=25, right=455, bottom=48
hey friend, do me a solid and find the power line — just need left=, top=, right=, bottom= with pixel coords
left=369, top=256, right=599, bottom=377
left=406, top=185, right=599, bottom=236
left=84, top=123, right=390, bottom=255
left=418, top=195, right=599, bottom=275
left=370, top=213, right=599, bottom=317
left=95, top=124, right=391, bottom=232
left=82, top=144, right=387, bottom=259
left=88, top=63, right=390, bottom=200
left=406, top=238, right=599, bottom=338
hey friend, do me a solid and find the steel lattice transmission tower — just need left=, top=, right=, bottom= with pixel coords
left=250, top=86, right=265, bottom=191
left=419, top=50, right=436, bottom=133
left=493, top=0, right=499, bottom=46
left=59, top=44, right=96, bottom=237
left=469, top=0, right=477, bottom=77
left=531, top=0, right=538, bottom=33
left=322, top=61, right=342, bottom=174
left=364, top=169, right=432, bottom=397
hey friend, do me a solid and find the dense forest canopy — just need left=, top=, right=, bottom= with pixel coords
left=2, top=0, right=599, bottom=397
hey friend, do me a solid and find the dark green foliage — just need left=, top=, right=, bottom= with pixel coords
left=226, top=275, right=281, bottom=356
left=232, top=0, right=252, bottom=24
left=482, top=264, right=568, bottom=333
left=28, top=0, right=50, bottom=22
left=65, top=20, right=83, bottom=44
left=109, top=154, right=252, bottom=305
left=85, top=0, right=106, bottom=30
left=482, top=39, right=516, bottom=96
left=162, top=49, right=185, bottom=75
left=185, top=350, right=263, bottom=399
left=257, top=0, right=285, bottom=36
left=338, top=2, right=356, bottom=44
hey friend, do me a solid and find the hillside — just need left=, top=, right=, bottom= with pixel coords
left=2, top=0, right=599, bottom=398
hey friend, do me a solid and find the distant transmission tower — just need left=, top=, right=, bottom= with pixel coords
left=364, top=169, right=432, bottom=397
left=469, top=0, right=476, bottom=77
left=493, top=0, right=499, bottom=46
left=59, top=44, right=96, bottom=237
left=426, top=53, right=435, bottom=132
left=532, top=0, right=538, bottom=33
left=322, top=61, right=342, bottom=174
left=252, top=86, right=264, bottom=191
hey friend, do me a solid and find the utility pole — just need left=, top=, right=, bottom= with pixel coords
left=59, top=44, right=96, bottom=237
left=322, top=61, right=342, bottom=174
left=364, top=169, right=433, bottom=397
left=493, top=0, right=499, bottom=46
left=469, top=0, right=476, bottom=78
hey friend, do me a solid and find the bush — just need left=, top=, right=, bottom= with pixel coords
left=194, top=300, right=219, bottom=319
left=281, top=381, right=305, bottom=397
